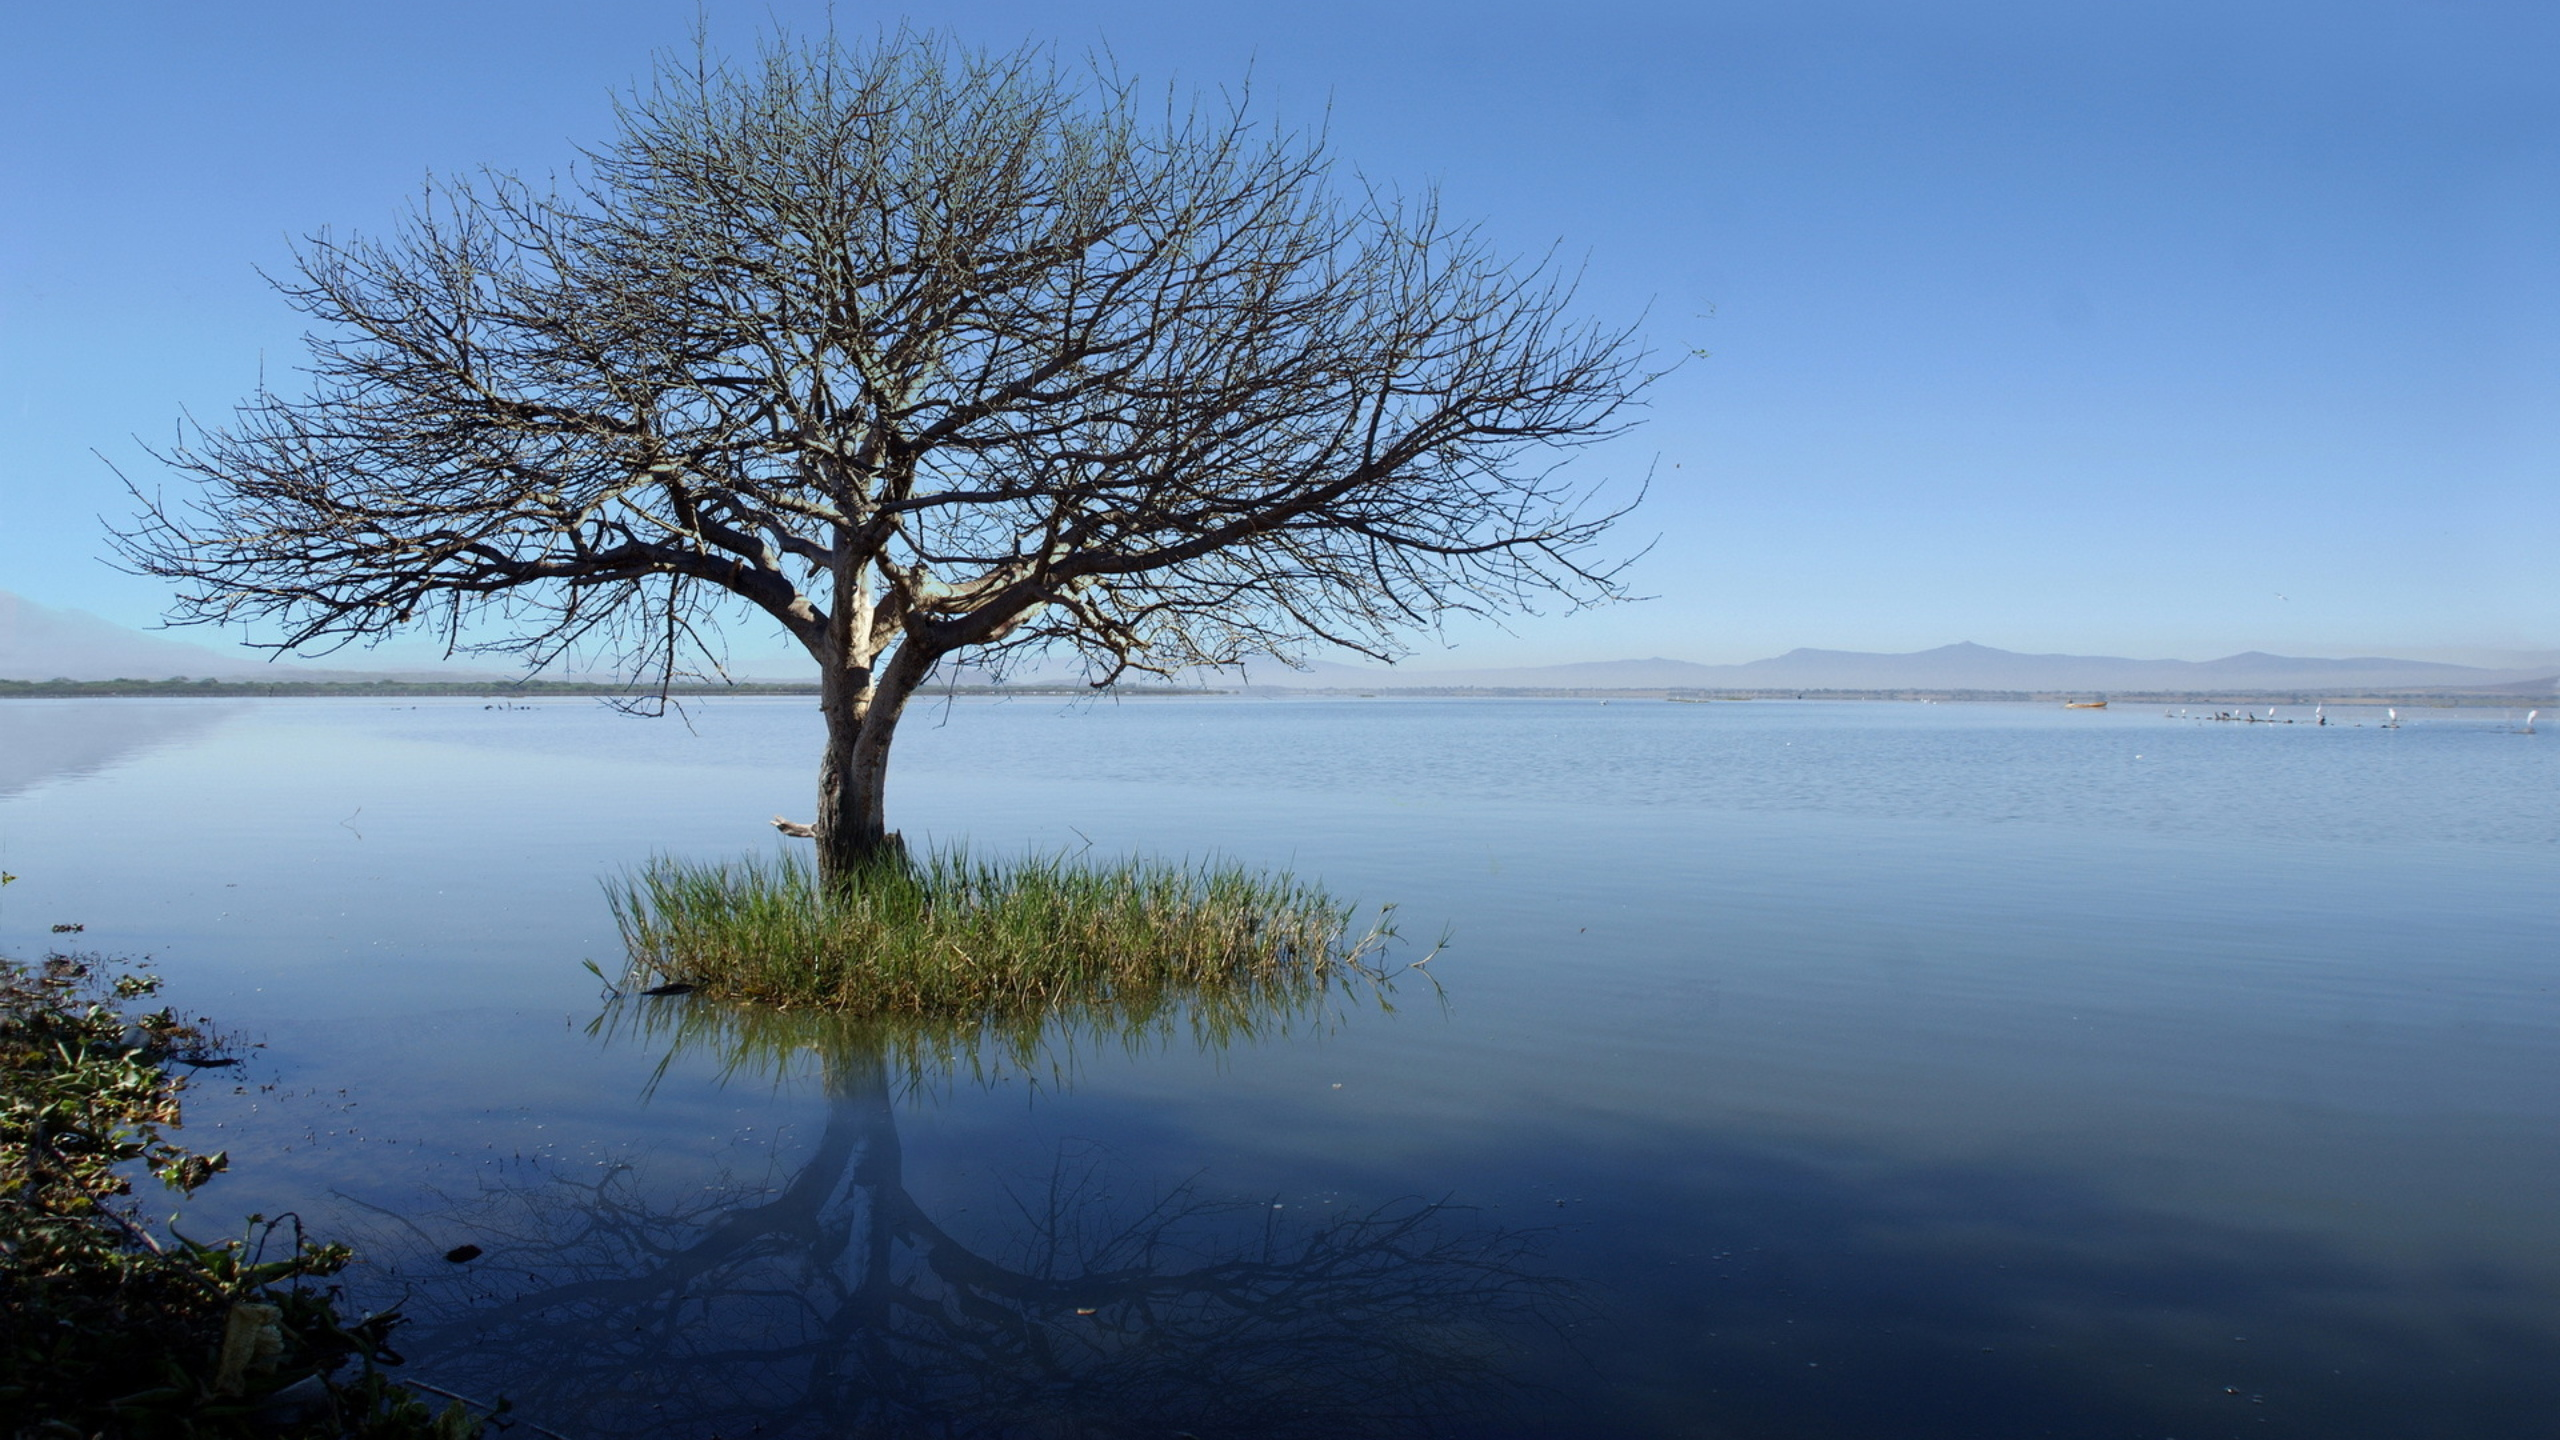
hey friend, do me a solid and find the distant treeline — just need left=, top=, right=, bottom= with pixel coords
left=0, top=677, right=1214, bottom=699
left=0, top=677, right=2538, bottom=704
left=1255, top=686, right=2552, bottom=705
left=0, top=677, right=813, bottom=698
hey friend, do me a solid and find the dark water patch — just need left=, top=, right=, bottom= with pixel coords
left=1506, top=1133, right=2558, bottom=1439
left=295, top=995, right=2560, bottom=1439
left=352, top=1004, right=1562, bottom=1440
left=315, top=1057, right=2560, bottom=1439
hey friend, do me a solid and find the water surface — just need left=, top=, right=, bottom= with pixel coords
left=1, top=695, right=2553, bottom=1437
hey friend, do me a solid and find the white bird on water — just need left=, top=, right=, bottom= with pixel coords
left=2528, top=709, right=2541, bottom=735
left=2386, top=708, right=2400, bottom=729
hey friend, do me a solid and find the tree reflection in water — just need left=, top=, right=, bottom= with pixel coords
left=364, top=978, right=1575, bottom=1437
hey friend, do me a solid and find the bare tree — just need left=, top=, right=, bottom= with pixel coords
left=112, top=28, right=1651, bottom=877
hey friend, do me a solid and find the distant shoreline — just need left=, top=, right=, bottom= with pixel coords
left=0, top=677, right=1174, bottom=700
left=0, top=677, right=2543, bottom=705
left=1248, top=687, right=2546, bottom=705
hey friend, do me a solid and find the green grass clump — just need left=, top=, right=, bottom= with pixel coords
left=606, top=846, right=1389, bottom=1019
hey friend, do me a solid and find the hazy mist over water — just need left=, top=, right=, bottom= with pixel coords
left=1, top=695, right=2554, bottom=1436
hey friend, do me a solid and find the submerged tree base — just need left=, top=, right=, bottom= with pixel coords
left=606, top=847, right=1394, bottom=1019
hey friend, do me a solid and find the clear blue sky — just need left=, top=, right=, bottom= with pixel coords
left=3, top=0, right=2554, bottom=670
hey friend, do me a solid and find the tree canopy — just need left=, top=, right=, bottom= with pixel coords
left=114, top=28, right=1654, bottom=871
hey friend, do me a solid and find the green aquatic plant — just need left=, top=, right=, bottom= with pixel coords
left=594, top=907, right=1403, bottom=1103
left=604, top=846, right=1409, bottom=1021
left=0, top=954, right=486, bottom=1438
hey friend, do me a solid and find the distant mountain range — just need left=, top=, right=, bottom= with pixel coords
left=5, top=590, right=2551, bottom=696
left=1274, top=642, right=2560, bottom=695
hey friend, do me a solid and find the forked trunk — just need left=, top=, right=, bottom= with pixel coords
left=814, top=650, right=928, bottom=885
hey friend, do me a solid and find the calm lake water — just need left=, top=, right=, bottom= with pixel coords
left=2, top=694, right=2555, bottom=1438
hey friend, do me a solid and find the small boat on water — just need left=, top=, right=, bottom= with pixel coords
left=2063, top=700, right=2108, bottom=710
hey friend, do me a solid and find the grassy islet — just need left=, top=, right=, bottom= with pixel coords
left=606, top=846, right=1396, bottom=1020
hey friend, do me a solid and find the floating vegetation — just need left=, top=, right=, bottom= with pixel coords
left=604, top=846, right=1409, bottom=1023
left=0, top=954, right=484, bottom=1437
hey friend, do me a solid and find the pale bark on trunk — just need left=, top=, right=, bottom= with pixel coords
left=814, top=642, right=935, bottom=885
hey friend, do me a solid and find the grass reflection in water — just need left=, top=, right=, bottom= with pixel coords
left=606, top=846, right=1411, bottom=1021
left=360, top=977, right=1573, bottom=1439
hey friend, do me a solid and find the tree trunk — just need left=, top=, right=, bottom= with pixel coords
left=813, top=646, right=931, bottom=885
